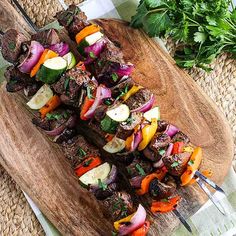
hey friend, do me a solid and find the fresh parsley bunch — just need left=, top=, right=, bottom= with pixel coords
left=131, top=0, right=236, bottom=71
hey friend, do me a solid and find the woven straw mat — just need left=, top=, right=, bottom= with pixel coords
left=1, top=1, right=236, bottom=235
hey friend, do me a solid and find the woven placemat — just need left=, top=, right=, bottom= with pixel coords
left=1, top=1, right=235, bottom=235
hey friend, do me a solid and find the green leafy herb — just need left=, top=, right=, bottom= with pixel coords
left=135, top=164, right=146, bottom=176
left=188, top=160, right=195, bottom=166
left=86, top=86, right=94, bottom=99
left=126, top=167, right=132, bottom=175
left=112, top=198, right=128, bottom=218
left=104, top=98, right=113, bottom=106
left=64, top=77, right=71, bottom=91
left=111, top=231, right=118, bottom=236
left=100, top=115, right=118, bottom=134
left=77, top=147, right=87, bottom=158
left=89, top=51, right=96, bottom=59
left=46, top=113, right=62, bottom=120
left=111, top=73, right=119, bottom=82
left=98, top=179, right=108, bottom=190
left=131, top=0, right=236, bottom=70
left=116, top=85, right=129, bottom=100
left=125, top=116, right=134, bottom=125
left=83, top=159, right=93, bottom=167
left=171, top=161, right=179, bottom=168
left=8, top=42, right=16, bottom=50
left=161, top=198, right=169, bottom=202
left=159, top=149, right=166, bottom=156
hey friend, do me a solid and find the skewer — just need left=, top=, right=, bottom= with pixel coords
left=196, top=177, right=226, bottom=216
left=173, top=209, right=192, bottom=234
left=195, top=170, right=225, bottom=194
left=11, top=0, right=38, bottom=33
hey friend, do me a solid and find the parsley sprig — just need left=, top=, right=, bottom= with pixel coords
left=131, top=0, right=236, bottom=70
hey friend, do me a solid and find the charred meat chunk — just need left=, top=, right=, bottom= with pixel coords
left=62, top=135, right=100, bottom=168
left=56, top=4, right=90, bottom=38
left=163, top=152, right=191, bottom=176
left=125, top=88, right=152, bottom=111
left=157, top=120, right=169, bottom=132
left=149, top=176, right=176, bottom=200
left=1, top=29, right=27, bottom=63
left=172, top=131, right=190, bottom=144
left=103, top=191, right=134, bottom=221
left=94, top=183, right=118, bottom=200
left=24, top=82, right=42, bottom=97
left=53, top=128, right=77, bottom=144
left=31, top=29, right=60, bottom=46
left=94, top=105, right=107, bottom=122
left=126, top=157, right=153, bottom=178
left=5, top=66, right=32, bottom=92
left=111, top=76, right=134, bottom=98
left=116, top=112, right=143, bottom=140
left=52, top=67, right=90, bottom=106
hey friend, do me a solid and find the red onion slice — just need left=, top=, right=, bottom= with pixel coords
left=153, top=159, right=164, bottom=168
left=84, top=85, right=111, bottom=119
left=114, top=63, right=134, bottom=77
left=164, top=124, right=179, bottom=138
left=131, top=94, right=154, bottom=113
left=129, top=176, right=144, bottom=188
left=18, top=41, right=44, bottom=73
left=118, top=204, right=147, bottom=236
left=130, top=130, right=143, bottom=152
left=165, top=143, right=174, bottom=156
left=49, top=42, right=69, bottom=56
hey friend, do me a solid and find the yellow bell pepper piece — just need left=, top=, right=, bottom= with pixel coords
left=114, top=213, right=135, bottom=230
left=122, top=85, right=143, bottom=101
left=138, top=118, right=157, bottom=151
left=180, top=147, right=203, bottom=186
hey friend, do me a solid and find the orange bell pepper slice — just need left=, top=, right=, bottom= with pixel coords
left=75, top=24, right=101, bottom=44
left=131, top=221, right=150, bottom=236
left=30, top=49, right=58, bottom=77
left=76, top=61, right=86, bottom=71
left=151, top=196, right=181, bottom=213
left=180, top=147, right=203, bottom=186
left=80, top=96, right=95, bottom=120
left=39, top=95, right=61, bottom=119
left=136, top=170, right=166, bottom=196
left=138, top=118, right=157, bottom=151
left=172, top=141, right=184, bottom=154
left=75, top=156, right=102, bottom=177
left=187, top=169, right=213, bottom=185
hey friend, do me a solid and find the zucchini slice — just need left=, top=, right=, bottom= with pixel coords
left=36, top=56, right=67, bottom=84
left=143, top=106, right=160, bottom=122
left=27, top=84, right=53, bottom=110
left=103, top=136, right=126, bottom=154
left=106, top=104, right=130, bottom=122
left=79, top=162, right=111, bottom=186
left=63, top=52, right=76, bottom=70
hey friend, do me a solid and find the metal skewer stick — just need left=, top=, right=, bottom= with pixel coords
left=173, top=209, right=193, bottom=234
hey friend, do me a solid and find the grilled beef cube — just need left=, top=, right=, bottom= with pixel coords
left=32, top=116, right=51, bottom=131
left=53, top=128, right=77, bottom=144
left=157, top=120, right=169, bottom=132
left=163, top=152, right=191, bottom=176
left=126, top=157, right=153, bottom=178
left=56, top=4, right=90, bottom=38
left=111, top=76, right=134, bottom=97
left=31, top=29, right=60, bottom=46
left=125, top=88, right=152, bottom=111
left=94, top=183, right=118, bottom=200
left=116, top=112, right=143, bottom=140
left=172, top=131, right=190, bottom=144
left=149, top=133, right=171, bottom=152
left=94, top=105, right=107, bottom=122
left=52, top=67, right=90, bottom=106
left=24, top=82, right=42, bottom=97
left=5, top=66, right=32, bottom=92
left=1, top=29, right=27, bottom=63
left=62, top=135, right=100, bottom=168
left=149, top=176, right=176, bottom=200
left=103, top=191, right=134, bottom=221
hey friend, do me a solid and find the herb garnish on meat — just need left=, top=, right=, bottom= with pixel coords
left=98, top=179, right=108, bottom=190
left=135, top=164, right=146, bottom=176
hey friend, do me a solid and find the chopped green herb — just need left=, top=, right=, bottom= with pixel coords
left=159, top=149, right=166, bottom=156
left=103, top=98, right=112, bottom=106
left=112, top=198, right=128, bottom=218
left=111, top=231, right=118, bottom=236
left=135, top=164, right=146, bottom=176
left=125, top=116, right=134, bottom=125
left=83, top=159, right=93, bottom=167
left=77, top=147, right=87, bottom=158
left=89, top=51, right=96, bottom=59
left=161, top=198, right=169, bottom=202
left=46, top=113, right=62, bottom=120
left=111, top=73, right=119, bottom=82
left=100, top=115, right=118, bottom=134
left=86, top=86, right=94, bottom=99
left=62, top=111, right=69, bottom=119
left=64, top=77, right=70, bottom=91
left=98, top=179, right=108, bottom=190
left=97, top=60, right=103, bottom=67
left=171, top=161, right=179, bottom=168
left=8, top=42, right=16, bottom=50
left=188, top=160, right=195, bottom=166
left=116, top=85, right=129, bottom=100
left=126, top=167, right=132, bottom=175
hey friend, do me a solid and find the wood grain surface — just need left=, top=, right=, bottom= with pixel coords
left=0, top=18, right=234, bottom=236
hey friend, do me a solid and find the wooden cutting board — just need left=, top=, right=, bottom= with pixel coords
left=0, top=2, right=234, bottom=235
